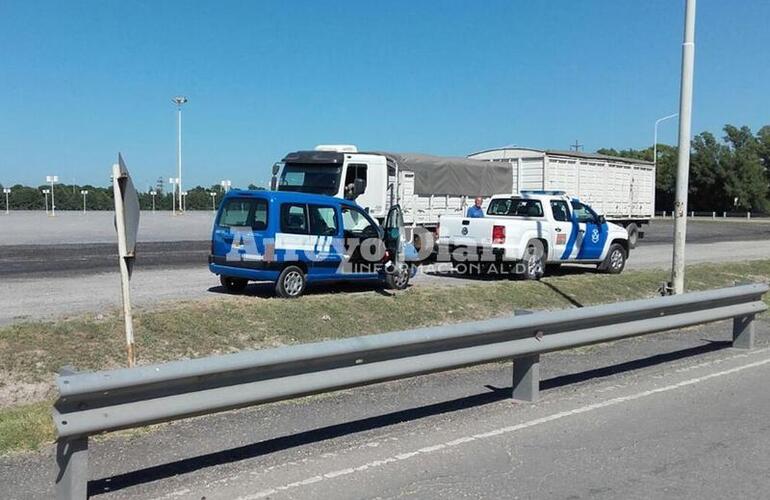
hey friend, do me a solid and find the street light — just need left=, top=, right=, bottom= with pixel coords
left=169, top=177, right=179, bottom=214
left=80, top=190, right=88, bottom=213
left=42, top=188, right=51, bottom=214
left=209, top=191, right=217, bottom=211
left=220, top=179, right=231, bottom=193
left=3, top=188, right=10, bottom=215
left=46, top=175, right=58, bottom=216
left=173, top=96, right=188, bottom=216
left=671, top=0, right=697, bottom=295
left=653, top=113, right=678, bottom=169
left=181, top=191, right=188, bottom=212
left=150, top=190, right=157, bottom=213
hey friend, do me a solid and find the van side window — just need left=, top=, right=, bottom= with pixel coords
left=342, top=206, right=378, bottom=238
left=218, top=198, right=269, bottom=230
left=280, top=203, right=308, bottom=234
left=550, top=200, right=570, bottom=222
left=308, top=205, right=338, bottom=236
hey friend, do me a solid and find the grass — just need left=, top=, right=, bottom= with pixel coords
left=0, top=259, right=769, bottom=455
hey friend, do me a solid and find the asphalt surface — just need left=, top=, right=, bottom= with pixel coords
left=2, top=218, right=770, bottom=278
left=2, top=320, right=768, bottom=499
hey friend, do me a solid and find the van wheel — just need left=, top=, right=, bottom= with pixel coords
left=520, top=240, right=545, bottom=280
left=276, top=266, right=307, bottom=298
left=599, top=243, right=627, bottom=274
left=385, top=263, right=410, bottom=290
left=220, top=276, right=248, bottom=293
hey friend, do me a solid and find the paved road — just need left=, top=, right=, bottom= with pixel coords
left=2, top=218, right=770, bottom=278
left=2, top=320, right=768, bottom=499
left=2, top=239, right=770, bottom=325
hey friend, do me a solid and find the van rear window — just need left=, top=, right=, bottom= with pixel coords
left=218, top=198, right=268, bottom=230
left=487, top=198, right=544, bottom=217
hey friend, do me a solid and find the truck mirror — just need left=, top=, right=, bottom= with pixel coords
left=353, top=178, right=366, bottom=196
left=271, top=163, right=281, bottom=175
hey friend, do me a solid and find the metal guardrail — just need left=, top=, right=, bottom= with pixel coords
left=53, top=284, right=768, bottom=499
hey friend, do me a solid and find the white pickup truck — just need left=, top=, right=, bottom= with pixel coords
left=436, top=191, right=630, bottom=279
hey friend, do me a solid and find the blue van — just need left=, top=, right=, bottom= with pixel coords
left=209, top=190, right=412, bottom=298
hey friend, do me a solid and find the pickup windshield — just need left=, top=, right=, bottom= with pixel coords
left=278, top=163, right=342, bottom=196
left=487, top=198, right=544, bottom=217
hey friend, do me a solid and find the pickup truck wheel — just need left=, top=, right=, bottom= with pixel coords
left=385, top=263, right=410, bottom=290
left=220, top=276, right=248, bottom=293
left=599, top=244, right=627, bottom=274
left=275, top=266, right=307, bottom=298
left=521, top=241, right=545, bottom=280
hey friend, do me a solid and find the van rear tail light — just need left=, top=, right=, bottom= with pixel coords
left=492, top=225, right=506, bottom=244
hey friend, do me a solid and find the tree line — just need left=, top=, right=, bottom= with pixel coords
left=599, top=123, right=770, bottom=213
left=0, top=183, right=265, bottom=211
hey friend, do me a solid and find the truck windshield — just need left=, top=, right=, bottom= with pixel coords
left=278, top=163, right=342, bottom=196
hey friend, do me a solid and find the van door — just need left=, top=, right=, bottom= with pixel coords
left=307, top=204, right=343, bottom=279
left=341, top=205, right=381, bottom=278
left=383, top=204, right=405, bottom=264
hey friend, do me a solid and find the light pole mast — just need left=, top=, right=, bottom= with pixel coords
left=173, top=96, right=188, bottom=214
left=653, top=113, right=678, bottom=169
left=671, top=0, right=697, bottom=295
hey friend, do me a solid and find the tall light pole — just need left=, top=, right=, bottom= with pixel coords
left=42, top=189, right=50, bottom=214
left=181, top=191, right=188, bottom=212
left=3, top=188, right=10, bottom=215
left=169, top=177, right=179, bottom=214
left=46, top=175, right=58, bottom=216
left=671, top=0, right=697, bottom=295
left=173, top=96, right=188, bottom=216
left=80, top=190, right=88, bottom=213
left=209, top=191, right=217, bottom=211
left=150, top=190, right=157, bottom=213
left=653, top=113, right=678, bottom=168
left=220, top=179, right=231, bottom=193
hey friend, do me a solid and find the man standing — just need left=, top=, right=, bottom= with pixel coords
left=466, top=196, right=484, bottom=218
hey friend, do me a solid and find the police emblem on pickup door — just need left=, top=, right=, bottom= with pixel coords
left=591, top=228, right=600, bottom=244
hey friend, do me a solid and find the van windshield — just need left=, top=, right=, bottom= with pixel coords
left=279, top=163, right=342, bottom=196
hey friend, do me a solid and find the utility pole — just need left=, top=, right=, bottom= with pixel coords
left=173, top=96, right=188, bottom=215
left=671, top=0, right=696, bottom=295
left=570, top=140, right=583, bottom=152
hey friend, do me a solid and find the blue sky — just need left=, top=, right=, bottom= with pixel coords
left=0, top=0, right=768, bottom=190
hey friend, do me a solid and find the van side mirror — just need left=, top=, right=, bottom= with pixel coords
left=597, top=215, right=607, bottom=225
left=271, top=163, right=281, bottom=176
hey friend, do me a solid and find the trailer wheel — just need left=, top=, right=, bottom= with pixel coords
left=626, top=223, right=639, bottom=249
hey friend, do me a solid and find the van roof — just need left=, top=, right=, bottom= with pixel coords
left=223, top=189, right=356, bottom=207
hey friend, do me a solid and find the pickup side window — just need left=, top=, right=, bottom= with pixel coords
left=550, top=200, right=571, bottom=222
left=218, top=197, right=268, bottom=230
left=571, top=201, right=598, bottom=223
left=487, top=198, right=544, bottom=217
left=280, top=203, right=309, bottom=234
left=308, top=205, right=338, bottom=236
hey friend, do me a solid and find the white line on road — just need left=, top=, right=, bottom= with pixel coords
left=232, top=353, right=770, bottom=500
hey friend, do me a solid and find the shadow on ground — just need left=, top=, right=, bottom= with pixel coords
left=88, top=339, right=731, bottom=496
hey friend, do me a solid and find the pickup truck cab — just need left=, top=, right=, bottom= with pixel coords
left=209, top=190, right=411, bottom=298
left=437, top=191, right=630, bottom=279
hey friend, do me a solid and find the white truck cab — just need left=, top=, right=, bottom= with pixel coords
left=437, top=191, right=630, bottom=279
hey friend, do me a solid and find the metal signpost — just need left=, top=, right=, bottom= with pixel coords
left=112, top=154, right=140, bottom=367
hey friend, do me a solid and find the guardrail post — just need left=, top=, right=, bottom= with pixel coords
left=512, top=354, right=540, bottom=402
left=55, top=436, right=89, bottom=500
left=732, top=314, right=756, bottom=350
